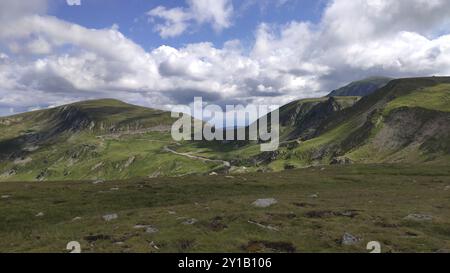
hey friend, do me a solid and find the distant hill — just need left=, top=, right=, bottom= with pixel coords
left=327, top=77, right=392, bottom=97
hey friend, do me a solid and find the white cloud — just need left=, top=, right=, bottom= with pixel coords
left=26, top=37, right=53, bottom=55
left=0, top=0, right=47, bottom=22
left=147, top=6, right=191, bottom=38
left=1, top=0, right=450, bottom=117
left=147, top=0, right=233, bottom=38
left=188, top=0, right=233, bottom=31
left=322, top=0, right=450, bottom=43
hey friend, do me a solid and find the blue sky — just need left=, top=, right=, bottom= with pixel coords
left=1, top=0, right=450, bottom=117
left=48, top=0, right=327, bottom=50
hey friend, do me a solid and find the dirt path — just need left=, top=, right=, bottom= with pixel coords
left=163, top=146, right=231, bottom=168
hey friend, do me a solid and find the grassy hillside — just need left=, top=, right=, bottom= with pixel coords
left=0, top=99, right=222, bottom=182
left=0, top=164, right=448, bottom=253
left=258, top=77, right=450, bottom=170
left=278, top=96, right=360, bottom=141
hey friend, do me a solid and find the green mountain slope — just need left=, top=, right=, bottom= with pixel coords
left=328, top=77, right=392, bottom=97
left=0, top=99, right=222, bottom=182
left=265, top=77, right=450, bottom=170
left=279, top=96, right=360, bottom=141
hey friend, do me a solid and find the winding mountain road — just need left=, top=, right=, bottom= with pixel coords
left=163, top=146, right=231, bottom=168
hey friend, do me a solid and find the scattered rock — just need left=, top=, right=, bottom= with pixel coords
left=35, top=212, right=45, bottom=217
left=252, top=198, right=278, bottom=208
left=149, top=241, right=160, bottom=250
left=209, top=172, right=218, bottom=176
left=92, top=180, right=104, bottom=185
left=341, top=232, right=360, bottom=246
left=36, top=169, right=49, bottom=181
left=309, top=194, right=319, bottom=199
left=102, top=213, right=118, bottom=222
left=1, top=195, right=11, bottom=199
left=145, top=227, right=159, bottom=234
left=91, top=162, right=104, bottom=171
left=330, top=157, right=353, bottom=165
left=404, top=214, right=433, bottom=222
left=1, top=169, right=16, bottom=178
left=13, top=157, right=32, bottom=165
left=134, top=225, right=159, bottom=234
left=23, top=145, right=39, bottom=152
left=340, top=210, right=359, bottom=218
left=148, top=170, right=161, bottom=178
left=114, top=242, right=125, bottom=246
left=124, top=156, right=136, bottom=168
left=182, top=218, right=198, bottom=225
left=72, top=217, right=82, bottom=222
left=168, top=210, right=176, bottom=215
left=445, top=185, right=450, bottom=191
left=110, top=187, right=120, bottom=191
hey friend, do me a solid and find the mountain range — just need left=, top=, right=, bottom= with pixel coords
left=0, top=76, right=449, bottom=182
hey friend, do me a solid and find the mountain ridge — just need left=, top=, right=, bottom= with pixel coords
left=1, top=77, right=449, bottom=181
left=327, top=76, right=392, bottom=97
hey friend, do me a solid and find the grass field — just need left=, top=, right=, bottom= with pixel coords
left=0, top=164, right=449, bottom=253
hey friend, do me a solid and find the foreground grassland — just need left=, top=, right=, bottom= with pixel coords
left=0, top=164, right=449, bottom=253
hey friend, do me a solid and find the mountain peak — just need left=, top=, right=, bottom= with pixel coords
left=68, top=98, right=143, bottom=109
left=328, top=76, right=392, bottom=97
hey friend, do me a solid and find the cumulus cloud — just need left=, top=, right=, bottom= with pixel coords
left=147, top=0, right=233, bottom=38
left=1, top=0, right=450, bottom=118
left=0, top=0, right=47, bottom=22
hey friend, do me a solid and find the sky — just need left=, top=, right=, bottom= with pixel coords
left=1, top=0, right=450, bottom=117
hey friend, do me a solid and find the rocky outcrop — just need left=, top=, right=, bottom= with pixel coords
left=287, top=97, right=355, bottom=141
left=373, top=107, right=450, bottom=154
left=47, top=105, right=93, bottom=134
left=330, top=157, right=353, bottom=165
